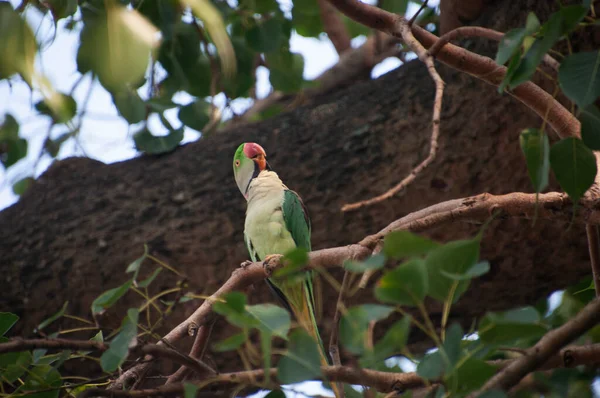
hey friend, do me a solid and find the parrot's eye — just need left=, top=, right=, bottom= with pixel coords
left=235, top=159, right=241, bottom=167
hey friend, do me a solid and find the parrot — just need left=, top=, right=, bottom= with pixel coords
left=232, top=142, right=339, bottom=391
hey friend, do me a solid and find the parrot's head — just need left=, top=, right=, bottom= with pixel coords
left=233, top=142, right=270, bottom=199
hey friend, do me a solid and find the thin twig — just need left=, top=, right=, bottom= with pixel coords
left=329, top=271, right=350, bottom=398
left=408, top=0, right=429, bottom=26
left=0, top=338, right=106, bottom=354
left=586, top=225, right=600, bottom=296
left=166, top=318, right=216, bottom=384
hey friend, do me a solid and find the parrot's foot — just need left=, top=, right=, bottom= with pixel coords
left=240, top=260, right=253, bottom=269
left=263, top=254, right=284, bottom=276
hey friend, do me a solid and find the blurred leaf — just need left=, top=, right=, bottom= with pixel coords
left=375, top=258, right=428, bottom=306
left=361, top=316, right=411, bottom=367
left=274, top=247, right=309, bottom=278
left=113, top=89, right=146, bottom=124
left=550, top=137, right=597, bottom=204
left=477, top=390, right=507, bottom=398
left=126, top=249, right=148, bottom=280
left=12, top=176, right=34, bottom=196
left=277, top=329, right=322, bottom=384
left=443, top=323, right=464, bottom=368
left=340, top=305, right=394, bottom=355
left=247, top=304, right=291, bottom=339
left=35, top=93, right=77, bottom=123
left=100, top=308, right=139, bottom=372
left=449, top=357, right=497, bottom=394
left=222, top=38, right=255, bottom=98
left=0, top=349, right=32, bottom=382
left=133, top=126, right=184, bottom=155
left=425, top=238, right=480, bottom=303
left=91, top=279, right=133, bottom=314
left=292, top=3, right=323, bottom=38
left=559, top=51, right=600, bottom=108
left=15, top=364, right=61, bottom=398
left=184, top=383, right=198, bottom=398
left=137, top=268, right=162, bottom=288
left=0, top=312, right=19, bottom=336
left=214, top=292, right=247, bottom=315
left=267, top=51, right=304, bottom=93
left=417, top=350, right=444, bottom=379
left=439, top=261, right=490, bottom=281
left=520, top=128, right=550, bottom=193
left=246, top=17, right=284, bottom=53
left=46, top=0, right=78, bottom=21
left=136, top=0, right=179, bottom=41
left=381, top=0, right=409, bottom=15
left=213, top=332, right=246, bottom=352
left=158, top=22, right=212, bottom=97
left=181, top=0, right=236, bottom=77
left=383, top=230, right=440, bottom=259
left=36, top=302, right=68, bottom=332
left=178, top=99, right=210, bottom=132
left=45, top=132, right=70, bottom=158
left=560, top=5, right=588, bottom=35
left=344, top=254, right=385, bottom=273
left=1, top=114, right=28, bottom=168
left=479, top=306, right=547, bottom=344
left=495, top=12, right=539, bottom=66
left=0, top=3, right=36, bottom=84
left=580, top=105, right=600, bottom=150
left=77, top=3, right=160, bottom=92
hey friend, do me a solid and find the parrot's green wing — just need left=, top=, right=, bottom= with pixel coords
left=282, top=189, right=311, bottom=251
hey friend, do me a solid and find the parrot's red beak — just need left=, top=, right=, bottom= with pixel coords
left=244, top=143, right=268, bottom=171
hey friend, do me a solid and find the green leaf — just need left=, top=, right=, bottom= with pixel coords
left=361, top=316, right=411, bottom=367
left=178, top=99, right=210, bottom=132
left=375, top=258, right=428, bottom=306
left=91, top=279, right=133, bottom=314
left=222, top=38, right=255, bottom=98
left=550, top=137, right=597, bottom=203
left=184, top=383, right=198, bottom=398
left=580, top=105, right=600, bottom=150
left=559, top=51, right=600, bottom=108
left=0, top=312, right=19, bottom=336
left=1, top=114, right=28, bottom=168
left=126, top=249, right=147, bottom=277
left=479, top=307, right=547, bottom=344
left=381, top=0, right=409, bottom=15
left=35, top=93, right=77, bottom=124
left=383, top=231, right=440, bottom=259
left=133, top=126, right=184, bottom=155
left=449, top=357, right=497, bottom=394
left=213, top=332, right=246, bottom=352
left=277, top=329, right=322, bottom=384
left=560, top=5, right=588, bottom=35
left=292, top=3, right=323, bottom=38
left=100, top=308, right=139, bottom=372
left=417, top=350, right=444, bottom=380
left=247, top=304, right=291, bottom=339
left=12, top=177, right=33, bottom=196
left=158, top=22, right=211, bottom=97
left=77, top=4, right=159, bottom=92
left=45, top=132, right=70, bottom=158
left=439, top=261, right=490, bottom=281
left=520, top=128, right=550, bottom=193
left=443, top=323, right=464, bottom=368
left=274, top=247, right=309, bottom=278
left=113, top=89, right=146, bottom=124
left=36, top=302, right=68, bottom=332
left=15, top=364, right=61, bottom=398
left=137, top=268, right=162, bottom=288
left=496, top=28, right=527, bottom=66
left=0, top=350, right=32, bottom=382
left=0, top=3, right=36, bottom=84
left=245, top=17, right=283, bottom=53
left=340, top=304, right=394, bottom=355
left=425, top=238, right=480, bottom=303
left=267, top=51, right=305, bottom=93
left=343, top=254, right=385, bottom=273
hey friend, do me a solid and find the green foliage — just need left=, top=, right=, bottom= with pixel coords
left=91, top=279, right=133, bottom=314
left=479, top=306, right=548, bottom=344
left=133, top=126, right=184, bottom=155
left=579, top=105, right=600, bottom=150
left=343, top=254, right=385, bottom=273
left=558, top=50, right=600, bottom=108
left=520, top=128, right=550, bottom=194
left=339, top=304, right=394, bottom=355
left=550, top=137, right=597, bottom=203
left=277, top=329, right=322, bottom=384
left=100, top=308, right=139, bottom=372
left=383, top=230, right=440, bottom=259
left=0, top=114, right=28, bottom=168
left=375, top=258, right=429, bottom=306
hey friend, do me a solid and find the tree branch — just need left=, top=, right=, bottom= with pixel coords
left=473, top=298, right=600, bottom=395
left=586, top=225, right=600, bottom=296
left=166, top=318, right=216, bottom=384
left=318, top=0, right=352, bottom=54
left=0, top=338, right=106, bottom=354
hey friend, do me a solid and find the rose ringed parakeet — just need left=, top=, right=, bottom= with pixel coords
left=232, top=142, right=332, bottom=369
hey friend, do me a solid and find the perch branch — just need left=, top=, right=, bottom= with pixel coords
left=166, top=318, right=216, bottom=384
left=473, top=298, right=600, bottom=395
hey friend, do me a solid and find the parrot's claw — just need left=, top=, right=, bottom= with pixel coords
left=240, top=260, right=253, bottom=269
left=262, top=254, right=283, bottom=276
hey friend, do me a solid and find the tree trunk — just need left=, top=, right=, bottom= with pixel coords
left=0, top=0, right=595, bottom=374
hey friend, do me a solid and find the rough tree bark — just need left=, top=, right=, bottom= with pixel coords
left=0, top=0, right=596, bottom=375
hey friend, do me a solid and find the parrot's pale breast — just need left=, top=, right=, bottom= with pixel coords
left=245, top=171, right=296, bottom=260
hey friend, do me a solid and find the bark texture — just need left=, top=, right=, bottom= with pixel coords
left=0, top=0, right=596, bottom=375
